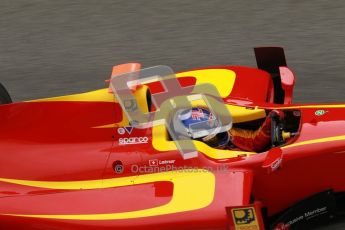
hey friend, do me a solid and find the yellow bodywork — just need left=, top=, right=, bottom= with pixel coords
left=1, top=169, right=215, bottom=220
left=5, top=67, right=344, bottom=222
left=26, top=68, right=267, bottom=159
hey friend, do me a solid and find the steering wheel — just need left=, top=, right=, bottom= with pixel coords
left=270, top=111, right=284, bottom=147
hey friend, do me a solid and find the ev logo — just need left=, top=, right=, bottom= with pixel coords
left=117, top=127, right=133, bottom=135
left=124, top=126, right=133, bottom=134
left=117, top=128, right=125, bottom=135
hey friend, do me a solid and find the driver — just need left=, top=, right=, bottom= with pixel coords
left=172, top=107, right=283, bottom=152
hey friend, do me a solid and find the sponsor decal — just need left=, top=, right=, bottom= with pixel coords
left=315, top=110, right=328, bottom=116
left=149, top=159, right=176, bottom=167
left=117, top=128, right=125, bottom=135
left=191, top=108, right=205, bottom=120
left=232, top=207, right=259, bottom=230
left=159, top=159, right=176, bottom=165
left=271, top=158, right=282, bottom=171
left=117, top=126, right=134, bottom=135
left=271, top=190, right=336, bottom=230
left=124, top=126, right=133, bottom=134
left=149, top=159, right=159, bottom=167
left=118, top=136, right=148, bottom=145
left=273, top=207, right=328, bottom=230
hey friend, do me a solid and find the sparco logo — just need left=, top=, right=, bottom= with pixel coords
left=119, top=137, right=149, bottom=145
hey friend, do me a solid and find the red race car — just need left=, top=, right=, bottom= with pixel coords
left=0, top=47, right=344, bottom=230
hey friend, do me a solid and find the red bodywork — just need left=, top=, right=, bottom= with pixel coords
left=0, top=62, right=344, bottom=230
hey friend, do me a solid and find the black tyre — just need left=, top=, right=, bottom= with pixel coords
left=0, top=83, right=12, bottom=104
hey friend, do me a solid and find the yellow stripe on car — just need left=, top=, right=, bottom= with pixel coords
left=0, top=169, right=215, bottom=220
left=152, top=124, right=256, bottom=159
left=284, top=135, right=345, bottom=149
left=27, top=88, right=115, bottom=102
left=176, top=68, right=236, bottom=98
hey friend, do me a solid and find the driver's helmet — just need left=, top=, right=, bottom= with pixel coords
left=172, top=107, right=230, bottom=149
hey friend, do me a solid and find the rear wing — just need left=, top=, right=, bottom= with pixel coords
left=0, top=83, right=12, bottom=105
left=254, top=47, right=295, bottom=104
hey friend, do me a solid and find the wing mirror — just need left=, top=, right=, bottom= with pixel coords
left=262, top=147, right=283, bottom=174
